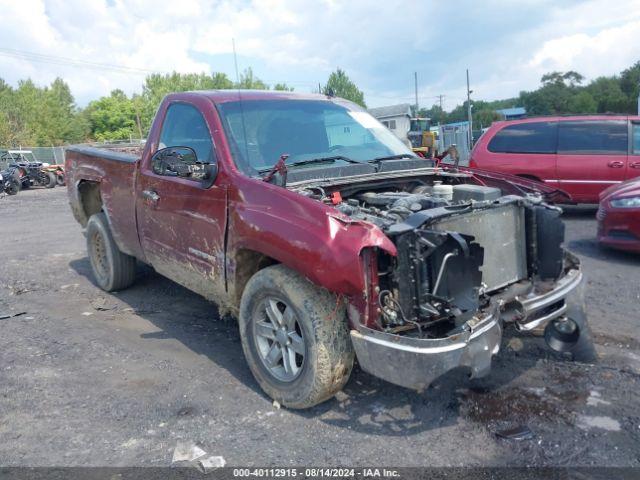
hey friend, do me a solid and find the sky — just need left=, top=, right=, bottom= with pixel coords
left=1, top=0, right=640, bottom=110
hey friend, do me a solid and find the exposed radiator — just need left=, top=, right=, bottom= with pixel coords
left=432, top=204, right=527, bottom=292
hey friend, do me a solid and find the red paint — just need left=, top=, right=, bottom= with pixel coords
left=470, top=115, right=640, bottom=203
left=64, top=91, right=585, bottom=331
left=66, top=91, right=396, bottom=329
left=597, top=177, right=640, bottom=253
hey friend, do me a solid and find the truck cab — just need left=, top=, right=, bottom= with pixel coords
left=65, top=91, right=593, bottom=409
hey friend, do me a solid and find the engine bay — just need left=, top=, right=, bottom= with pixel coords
left=296, top=174, right=566, bottom=339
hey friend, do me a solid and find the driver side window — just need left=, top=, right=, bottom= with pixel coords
left=159, top=103, right=215, bottom=165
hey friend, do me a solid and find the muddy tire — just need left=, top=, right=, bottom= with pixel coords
left=239, top=264, right=354, bottom=409
left=44, top=171, right=56, bottom=188
left=86, top=212, right=136, bottom=292
left=56, top=172, right=65, bottom=186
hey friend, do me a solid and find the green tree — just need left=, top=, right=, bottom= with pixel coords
left=273, top=82, right=294, bottom=91
left=541, top=71, right=584, bottom=87
left=418, top=104, right=448, bottom=125
left=473, top=107, right=500, bottom=129
left=619, top=61, right=640, bottom=112
left=139, top=71, right=235, bottom=132
left=0, top=77, right=86, bottom=147
left=586, top=77, right=628, bottom=113
left=38, top=78, right=88, bottom=144
left=0, top=80, right=21, bottom=146
left=567, top=90, right=597, bottom=113
left=86, top=69, right=274, bottom=139
left=236, top=67, right=268, bottom=90
left=86, top=89, right=139, bottom=141
left=322, top=68, right=366, bottom=107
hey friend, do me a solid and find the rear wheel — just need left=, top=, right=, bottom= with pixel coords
left=86, top=212, right=137, bottom=291
left=56, top=172, right=65, bottom=186
left=239, top=265, right=354, bottom=409
left=44, top=171, right=56, bottom=188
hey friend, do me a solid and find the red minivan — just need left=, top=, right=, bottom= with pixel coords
left=469, top=115, right=640, bottom=203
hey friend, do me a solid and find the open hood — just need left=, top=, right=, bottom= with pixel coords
left=454, top=165, right=572, bottom=203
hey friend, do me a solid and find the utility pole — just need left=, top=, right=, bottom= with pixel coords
left=414, top=72, right=419, bottom=114
left=466, top=69, right=473, bottom=147
left=438, top=94, right=444, bottom=111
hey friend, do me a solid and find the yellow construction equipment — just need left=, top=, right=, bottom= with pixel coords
left=407, top=118, right=438, bottom=158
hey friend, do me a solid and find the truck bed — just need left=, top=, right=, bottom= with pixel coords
left=65, top=144, right=143, bottom=259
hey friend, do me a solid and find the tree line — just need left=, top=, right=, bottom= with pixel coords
left=419, top=61, right=640, bottom=130
left=1, top=61, right=638, bottom=147
left=0, top=66, right=365, bottom=146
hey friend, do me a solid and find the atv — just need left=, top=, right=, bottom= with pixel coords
left=1, top=151, right=57, bottom=189
left=41, top=163, right=65, bottom=186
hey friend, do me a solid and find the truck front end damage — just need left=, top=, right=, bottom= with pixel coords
left=298, top=174, right=585, bottom=390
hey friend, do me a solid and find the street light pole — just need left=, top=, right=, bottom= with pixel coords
left=637, top=70, right=640, bottom=115
left=414, top=71, right=419, bottom=114
left=466, top=69, right=473, bottom=148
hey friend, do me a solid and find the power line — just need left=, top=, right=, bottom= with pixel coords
left=0, top=47, right=323, bottom=87
left=0, top=47, right=472, bottom=109
left=0, top=47, right=159, bottom=75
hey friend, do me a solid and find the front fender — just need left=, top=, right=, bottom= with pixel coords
left=229, top=200, right=395, bottom=296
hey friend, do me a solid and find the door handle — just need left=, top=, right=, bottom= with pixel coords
left=631, top=162, right=640, bottom=169
left=607, top=161, right=624, bottom=168
left=142, top=189, right=160, bottom=204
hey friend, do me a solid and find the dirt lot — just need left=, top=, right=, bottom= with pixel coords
left=1, top=187, right=639, bottom=467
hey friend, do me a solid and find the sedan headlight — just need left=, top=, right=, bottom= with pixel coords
left=610, top=196, right=640, bottom=208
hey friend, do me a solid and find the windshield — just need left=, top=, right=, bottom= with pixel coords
left=410, top=119, right=430, bottom=132
left=216, top=99, right=414, bottom=174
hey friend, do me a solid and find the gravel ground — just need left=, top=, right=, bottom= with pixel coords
left=0, top=188, right=639, bottom=467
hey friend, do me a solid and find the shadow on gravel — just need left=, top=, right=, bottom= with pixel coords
left=302, top=331, right=551, bottom=436
left=70, top=257, right=545, bottom=438
left=70, top=257, right=263, bottom=398
left=566, top=237, right=640, bottom=266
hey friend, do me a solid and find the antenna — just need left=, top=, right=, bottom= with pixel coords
left=232, top=38, right=240, bottom=84
left=231, top=38, right=251, bottom=172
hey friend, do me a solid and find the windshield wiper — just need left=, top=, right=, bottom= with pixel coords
left=257, top=155, right=359, bottom=173
left=369, top=153, right=418, bottom=163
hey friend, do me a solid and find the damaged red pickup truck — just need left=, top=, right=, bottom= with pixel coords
left=65, top=91, right=593, bottom=408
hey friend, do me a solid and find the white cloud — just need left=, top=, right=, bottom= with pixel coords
left=0, top=0, right=639, bottom=109
left=528, top=20, right=640, bottom=78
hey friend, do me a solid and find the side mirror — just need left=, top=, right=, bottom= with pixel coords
left=152, top=146, right=198, bottom=176
left=152, top=146, right=218, bottom=186
left=201, top=162, right=218, bottom=188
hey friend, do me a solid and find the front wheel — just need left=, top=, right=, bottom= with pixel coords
left=4, top=179, right=20, bottom=195
left=239, top=265, right=354, bottom=409
left=86, top=212, right=137, bottom=291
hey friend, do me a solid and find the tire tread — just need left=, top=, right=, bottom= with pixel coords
left=239, top=264, right=354, bottom=409
left=86, top=212, right=136, bottom=291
